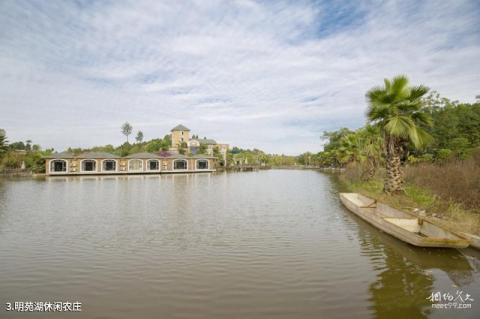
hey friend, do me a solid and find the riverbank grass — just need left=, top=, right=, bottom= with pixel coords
left=340, top=176, right=480, bottom=235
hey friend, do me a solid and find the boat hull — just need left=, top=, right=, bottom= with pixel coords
left=339, top=193, right=469, bottom=249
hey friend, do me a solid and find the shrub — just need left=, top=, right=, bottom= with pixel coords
left=405, top=153, right=480, bottom=211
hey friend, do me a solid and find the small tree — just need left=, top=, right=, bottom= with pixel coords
left=135, top=131, right=144, bottom=143
left=25, top=139, right=32, bottom=152
left=121, top=122, right=133, bottom=143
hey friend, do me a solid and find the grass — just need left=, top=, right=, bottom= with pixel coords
left=339, top=165, right=480, bottom=235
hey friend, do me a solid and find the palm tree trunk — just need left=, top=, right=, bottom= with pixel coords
left=384, top=136, right=404, bottom=193
left=361, top=158, right=376, bottom=181
left=367, top=159, right=376, bottom=180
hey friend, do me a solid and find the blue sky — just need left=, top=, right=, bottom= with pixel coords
left=1, top=0, right=479, bottom=154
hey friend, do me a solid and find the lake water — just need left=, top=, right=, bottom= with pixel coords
left=0, top=170, right=479, bottom=318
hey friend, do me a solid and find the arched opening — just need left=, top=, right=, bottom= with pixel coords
left=196, top=159, right=208, bottom=170
left=147, top=160, right=160, bottom=171
left=128, top=159, right=143, bottom=172
left=50, top=160, right=67, bottom=172
left=174, top=160, right=187, bottom=170
left=102, top=160, right=117, bottom=172
left=81, top=160, right=96, bottom=172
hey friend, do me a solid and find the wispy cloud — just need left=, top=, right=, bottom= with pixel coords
left=0, top=0, right=479, bottom=154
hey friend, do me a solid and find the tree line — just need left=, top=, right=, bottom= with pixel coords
left=297, top=75, right=480, bottom=193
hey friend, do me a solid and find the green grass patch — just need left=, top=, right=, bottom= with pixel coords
left=404, top=185, right=436, bottom=208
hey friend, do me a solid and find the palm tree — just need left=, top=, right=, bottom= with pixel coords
left=336, top=133, right=360, bottom=166
left=366, top=75, right=432, bottom=193
left=357, top=125, right=383, bottom=181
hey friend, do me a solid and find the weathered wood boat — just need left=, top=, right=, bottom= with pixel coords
left=339, top=193, right=469, bottom=248
left=458, top=232, right=480, bottom=250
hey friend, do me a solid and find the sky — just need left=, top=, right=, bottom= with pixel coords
left=0, top=0, right=479, bottom=155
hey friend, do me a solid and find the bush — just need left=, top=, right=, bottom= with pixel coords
left=435, top=148, right=452, bottom=161
left=405, top=152, right=480, bottom=211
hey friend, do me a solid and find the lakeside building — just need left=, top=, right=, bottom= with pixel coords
left=45, top=124, right=227, bottom=176
left=171, top=124, right=229, bottom=163
left=45, top=151, right=215, bottom=176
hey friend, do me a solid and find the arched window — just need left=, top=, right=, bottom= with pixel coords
left=128, top=159, right=143, bottom=171
left=147, top=160, right=160, bottom=171
left=196, top=159, right=208, bottom=170
left=102, top=160, right=117, bottom=172
left=81, top=160, right=96, bottom=172
left=174, top=160, right=187, bottom=170
left=50, top=160, right=67, bottom=172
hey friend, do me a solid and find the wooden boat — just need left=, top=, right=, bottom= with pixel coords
left=339, top=193, right=469, bottom=248
left=458, top=232, right=480, bottom=250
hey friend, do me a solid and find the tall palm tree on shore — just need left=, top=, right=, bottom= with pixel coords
left=366, top=75, right=432, bottom=193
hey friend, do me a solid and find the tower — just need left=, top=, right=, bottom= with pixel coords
left=171, top=124, right=190, bottom=149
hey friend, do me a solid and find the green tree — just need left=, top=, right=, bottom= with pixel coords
left=357, top=125, right=383, bottom=180
left=449, top=137, right=470, bottom=159
left=135, top=131, right=144, bottom=143
left=9, top=141, right=25, bottom=150
left=25, top=139, right=32, bottom=152
left=121, top=122, right=133, bottom=143
left=366, top=75, right=432, bottom=193
left=199, top=143, right=207, bottom=154
left=146, top=139, right=162, bottom=153
left=0, top=129, right=8, bottom=157
left=178, top=142, right=187, bottom=155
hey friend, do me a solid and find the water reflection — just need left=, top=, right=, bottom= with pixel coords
left=349, top=211, right=474, bottom=318
left=0, top=171, right=478, bottom=319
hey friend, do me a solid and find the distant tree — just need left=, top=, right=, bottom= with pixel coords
left=120, top=142, right=132, bottom=157
left=162, top=134, right=172, bottom=150
left=121, top=122, right=133, bottom=143
left=178, top=142, right=188, bottom=155
left=367, top=75, right=432, bottom=193
left=199, top=143, right=207, bottom=154
left=135, top=131, right=144, bottom=143
left=0, top=129, right=8, bottom=157
left=25, top=139, right=32, bottom=152
left=230, top=146, right=242, bottom=154
left=146, top=139, right=162, bottom=153
left=9, top=141, right=25, bottom=150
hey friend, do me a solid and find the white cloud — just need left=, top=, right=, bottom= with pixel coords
left=0, top=0, right=479, bottom=154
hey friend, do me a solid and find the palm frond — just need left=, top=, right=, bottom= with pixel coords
left=367, top=103, right=390, bottom=122
left=415, top=127, right=434, bottom=148
left=384, top=115, right=414, bottom=139
left=390, top=75, right=409, bottom=100
left=384, top=78, right=391, bottom=91
left=396, top=101, right=419, bottom=113
left=366, top=86, right=386, bottom=103
left=411, top=111, right=433, bottom=127
left=409, top=85, right=429, bottom=100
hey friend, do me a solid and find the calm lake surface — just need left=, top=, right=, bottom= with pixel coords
left=0, top=170, right=479, bottom=319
